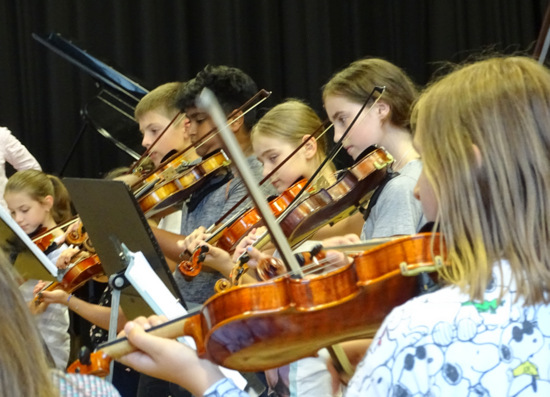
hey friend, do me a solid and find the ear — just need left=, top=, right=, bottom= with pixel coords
left=301, top=135, right=318, bottom=160
left=376, top=101, right=391, bottom=120
left=42, top=195, right=54, bottom=212
left=228, top=110, right=245, bottom=133
left=472, top=144, right=483, bottom=167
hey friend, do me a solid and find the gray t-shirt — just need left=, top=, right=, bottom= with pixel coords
left=361, top=159, right=425, bottom=240
left=174, top=156, right=275, bottom=307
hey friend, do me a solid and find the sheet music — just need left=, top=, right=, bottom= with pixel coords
left=124, top=248, right=247, bottom=390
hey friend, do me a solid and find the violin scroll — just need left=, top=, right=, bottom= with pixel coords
left=178, top=245, right=209, bottom=279
left=67, top=347, right=111, bottom=377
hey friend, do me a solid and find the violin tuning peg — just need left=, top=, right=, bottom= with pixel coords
left=311, top=244, right=323, bottom=257
left=78, top=346, right=92, bottom=366
left=240, top=252, right=250, bottom=264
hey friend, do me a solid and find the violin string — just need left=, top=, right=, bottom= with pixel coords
left=130, top=111, right=183, bottom=174
left=194, top=92, right=271, bottom=152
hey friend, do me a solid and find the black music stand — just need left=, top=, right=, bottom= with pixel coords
left=63, top=178, right=186, bottom=321
left=0, top=207, right=58, bottom=281
left=32, top=32, right=149, bottom=175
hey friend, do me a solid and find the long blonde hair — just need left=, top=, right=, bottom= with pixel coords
left=0, top=251, right=57, bottom=397
left=412, top=56, right=550, bottom=304
left=5, top=170, right=72, bottom=224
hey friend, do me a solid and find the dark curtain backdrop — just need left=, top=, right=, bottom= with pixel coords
left=0, top=0, right=548, bottom=177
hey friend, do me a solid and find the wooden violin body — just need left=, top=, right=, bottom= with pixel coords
left=138, top=150, right=231, bottom=216
left=178, top=179, right=309, bottom=278
left=35, top=254, right=104, bottom=305
left=278, top=147, right=392, bottom=247
left=216, top=178, right=308, bottom=253
left=70, top=233, right=444, bottom=374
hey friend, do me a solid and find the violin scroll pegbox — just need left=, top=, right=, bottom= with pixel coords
left=178, top=245, right=209, bottom=280
left=214, top=252, right=251, bottom=292
left=67, top=347, right=111, bottom=377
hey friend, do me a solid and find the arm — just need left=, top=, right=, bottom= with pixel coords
left=151, top=226, right=187, bottom=263
left=2, top=128, right=41, bottom=171
left=38, top=289, right=127, bottom=333
left=117, top=316, right=245, bottom=397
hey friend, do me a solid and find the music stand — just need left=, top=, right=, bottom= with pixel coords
left=0, top=207, right=58, bottom=281
left=63, top=178, right=186, bottom=320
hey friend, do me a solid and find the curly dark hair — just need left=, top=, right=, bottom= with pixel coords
left=176, top=65, right=258, bottom=131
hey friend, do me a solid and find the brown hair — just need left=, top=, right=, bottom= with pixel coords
left=323, top=58, right=418, bottom=131
left=135, top=81, right=185, bottom=123
left=5, top=170, right=72, bottom=224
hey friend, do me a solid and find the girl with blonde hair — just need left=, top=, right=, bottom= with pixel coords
left=108, top=55, right=550, bottom=397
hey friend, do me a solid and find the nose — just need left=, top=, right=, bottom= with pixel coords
left=333, top=126, right=343, bottom=143
left=13, top=212, right=24, bottom=224
left=141, top=134, right=151, bottom=149
left=261, top=163, right=272, bottom=178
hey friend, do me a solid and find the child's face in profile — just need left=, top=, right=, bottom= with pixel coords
left=4, top=191, right=53, bottom=234
left=139, top=110, right=188, bottom=166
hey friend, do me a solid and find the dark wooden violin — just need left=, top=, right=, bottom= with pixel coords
left=177, top=178, right=309, bottom=278
left=248, top=147, right=393, bottom=254
left=32, top=217, right=82, bottom=252
left=35, top=253, right=104, bottom=305
left=67, top=233, right=444, bottom=375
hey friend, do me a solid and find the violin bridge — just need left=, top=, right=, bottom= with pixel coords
left=399, top=256, right=444, bottom=276
left=160, top=166, right=178, bottom=180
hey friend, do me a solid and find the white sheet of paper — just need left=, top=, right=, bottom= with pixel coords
left=125, top=249, right=247, bottom=390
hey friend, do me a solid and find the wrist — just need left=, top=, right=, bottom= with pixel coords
left=66, top=293, right=79, bottom=311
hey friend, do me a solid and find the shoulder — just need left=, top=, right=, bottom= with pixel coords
left=386, top=160, right=422, bottom=189
left=0, top=126, right=11, bottom=138
left=51, top=370, right=121, bottom=397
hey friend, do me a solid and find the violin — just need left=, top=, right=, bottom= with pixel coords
left=178, top=178, right=309, bottom=278
left=248, top=147, right=393, bottom=255
left=67, top=233, right=444, bottom=375
left=138, top=150, right=232, bottom=215
left=32, top=217, right=82, bottom=252
left=130, top=90, right=271, bottom=212
left=35, top=253, right=104, bottom=304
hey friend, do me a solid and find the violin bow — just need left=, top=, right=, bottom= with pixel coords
left=197, top=87, right=355, bottom=377
left=129, top=110, right=185, bottom=175
left=131, top=89, right=272, bottom=187
left=205, top=119, right=332, bottom=238
left=238, top=86, right=387, bottom=258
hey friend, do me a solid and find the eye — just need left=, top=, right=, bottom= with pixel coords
left=336, top=115, right=348, bottom=126
left=268, top=154, right=279, bottom=164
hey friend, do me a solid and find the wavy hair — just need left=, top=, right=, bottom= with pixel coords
left=412, top=56, right=550, bottom=304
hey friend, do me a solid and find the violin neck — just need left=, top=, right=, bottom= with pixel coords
left=96, top=312, right=200, bottom=359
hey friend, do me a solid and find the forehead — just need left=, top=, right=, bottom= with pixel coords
left=185, top=107, right=208, bottom=118
left=253, top=134, right=294, bottom=155
left=138, top=110, right=171, bottom=126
